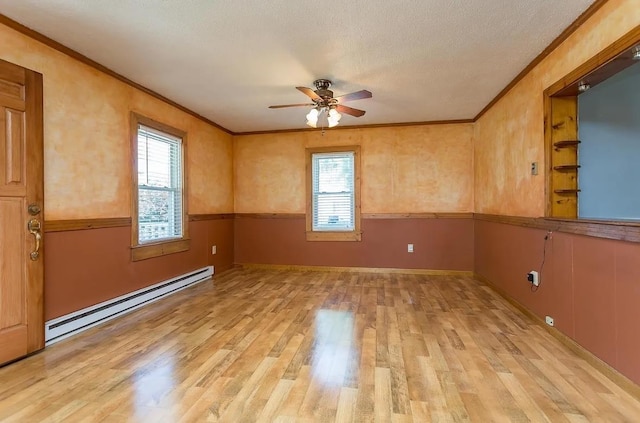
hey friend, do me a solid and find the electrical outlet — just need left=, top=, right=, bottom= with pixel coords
left=211, top=245, right=217, bottom=255
left=527, top=270, right=539, bottom=286
left=545, top=316, right=554, bottom=326
left=407, top=244, right=414, bottom=253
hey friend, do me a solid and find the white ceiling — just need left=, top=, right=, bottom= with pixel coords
left=0, top=0, right=595, bottom=133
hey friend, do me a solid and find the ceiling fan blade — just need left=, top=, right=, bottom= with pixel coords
left=296, top=86, right=321, bottom=100
left=335, top=90, right=372, bottom=103
left=336, top=104, right=366, bottom=117
left=269, top=103, right=315, bottom=109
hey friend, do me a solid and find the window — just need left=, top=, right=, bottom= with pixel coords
left=312, top=152, right=355, bottom=230
left=306, top=146, right=361, bottom=241
left=130, top=113, right=189, bottom=261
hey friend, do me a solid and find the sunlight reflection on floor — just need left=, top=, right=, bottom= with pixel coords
left=311, top=310, right=355, bottom=387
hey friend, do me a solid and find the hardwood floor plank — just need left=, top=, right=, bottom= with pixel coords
left=354, top=327, right=376, bottom=421
left=248, top=334, right=305, bottom=416
left=256, top=379, right=295, bottom=423
left=409, top=400, right=433, bottom=423
left=335, top=387, right=357, bottom=423
left=278, top=365, right=312, bottom=418
left=374, top=367, right=393, bottom=422
left=386, top=306, right=412, bottom=415
left=218, top=356, right=277, bottom=421
left=0, top=268, right=638, bottom=422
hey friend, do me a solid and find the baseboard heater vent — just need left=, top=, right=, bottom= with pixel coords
left=45, top=265, right=214, bottom=345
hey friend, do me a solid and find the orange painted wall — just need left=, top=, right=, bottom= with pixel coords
left=474, top=0, right=640, bottom=216
left=234, top=124, right=474, bottom=213
left=0, top=21, right=235, bottom=320
left=0, top=23, right=233, bottom=220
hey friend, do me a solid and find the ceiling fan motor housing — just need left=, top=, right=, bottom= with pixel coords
left=314, top=79, right=334, bottom=102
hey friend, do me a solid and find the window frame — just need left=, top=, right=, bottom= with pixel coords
left=544, top=26, right=640, bottom=222
left=305, top=145, right=361, bottom=241
left=130, top=112, right=189, bottom=261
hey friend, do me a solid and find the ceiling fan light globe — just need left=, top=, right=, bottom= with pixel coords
left=306, top=108, right=319, bottom=121
left=327, top=117, right=339, bottom=128
left=328, top=108, right=342, bottom=121
left=306, top=107, right=320, bottom=128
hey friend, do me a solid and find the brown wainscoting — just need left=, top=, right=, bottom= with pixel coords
left=45, top=217, right=131, bottom=232
left=474, top=218, right=640, bottom=387
left=189, top=213, right=235, bottom=221
left=474, top=213, right=640, bottom=243
left=44, top=218, right=234, bottom=320
left=475, top=271, right=640, bottom=399
left=234, top=214, right=474, bottom=271
left=241, top=263, right=473, bottom=276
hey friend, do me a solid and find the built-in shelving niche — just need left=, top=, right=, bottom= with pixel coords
left=546, top=97, right=580, bottom=218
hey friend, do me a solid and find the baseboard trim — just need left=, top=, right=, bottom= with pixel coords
left=239, top=263, right=473, bottom=276
left=474, top=272, right=640, bottom=400
left=213, top=264, right=235, bottom=274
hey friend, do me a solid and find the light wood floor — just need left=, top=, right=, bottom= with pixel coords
left=1, top=268, right=639, bottom=422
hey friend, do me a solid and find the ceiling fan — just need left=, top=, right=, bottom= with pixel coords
left=269, top=79, right=372, bottom=128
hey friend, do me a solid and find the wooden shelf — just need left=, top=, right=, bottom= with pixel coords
left=553, top=165, right=581, bottom=171
left=554, top=189, right=581, bottom=194
left=554, top=140, right=581, bottom=149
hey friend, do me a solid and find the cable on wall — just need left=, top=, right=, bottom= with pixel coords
left=531, top=230, right=552, bottom=292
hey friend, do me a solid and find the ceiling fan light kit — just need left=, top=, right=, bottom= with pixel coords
left=269, top=79, right=372, bottom=129
left=305, top=108, right=319, bottom=128
left=327, top=108, right=342, bottom=128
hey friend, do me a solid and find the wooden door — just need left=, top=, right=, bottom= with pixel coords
left=0, top=59, right=44, bottom=365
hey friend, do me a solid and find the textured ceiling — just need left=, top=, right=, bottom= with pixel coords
left=0, top=0, right=595, bottom=133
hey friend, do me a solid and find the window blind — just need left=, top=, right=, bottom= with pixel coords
left=137, top=124, right=183, bottom=243
left=312, top=151, right=355, bottom=231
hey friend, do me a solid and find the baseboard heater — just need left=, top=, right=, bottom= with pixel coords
left=45, top=265, right=214, bottom=345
